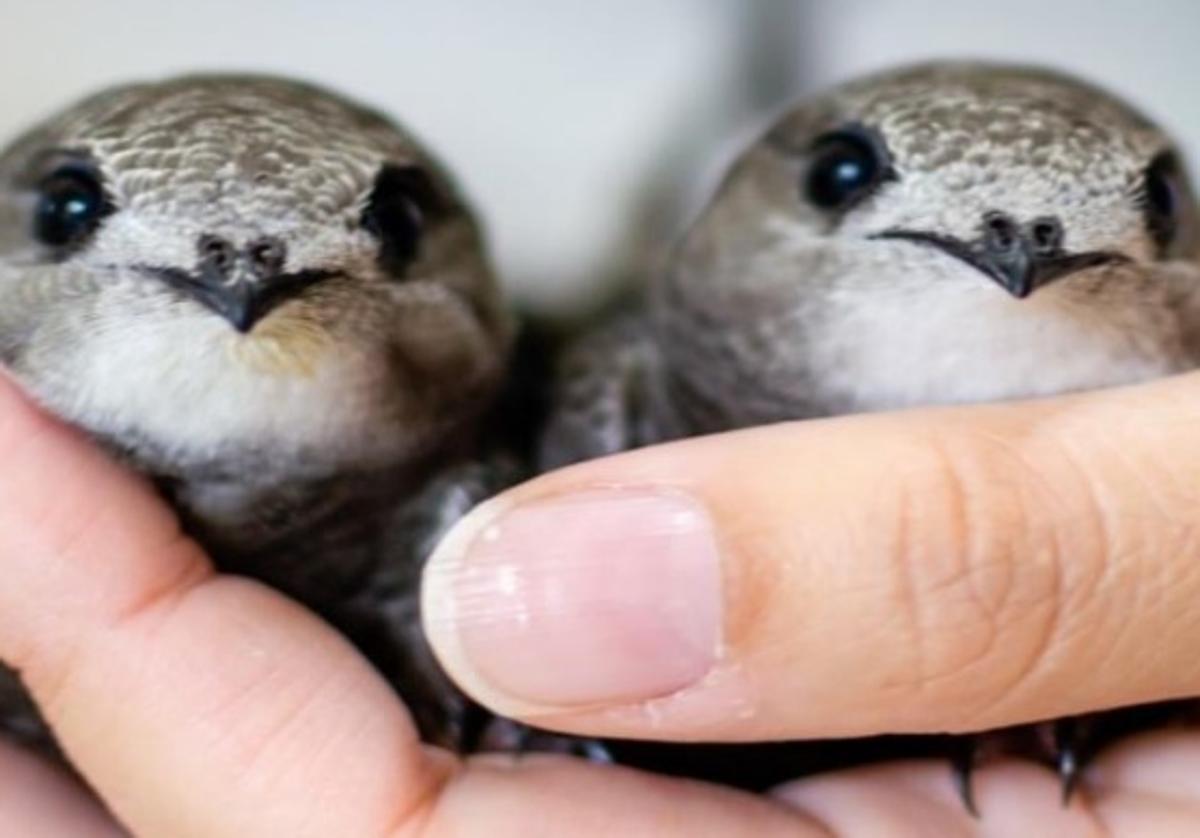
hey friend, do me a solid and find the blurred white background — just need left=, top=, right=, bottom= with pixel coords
left=1, top=0, right=1197, bottom=312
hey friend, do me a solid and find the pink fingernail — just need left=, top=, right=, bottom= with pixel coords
left=433, top=489, right=723, bottom=708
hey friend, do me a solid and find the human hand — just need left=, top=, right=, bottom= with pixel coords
left=0, top=373, right=817, bottom=836
left=4, top=369, right=1200, bottom=836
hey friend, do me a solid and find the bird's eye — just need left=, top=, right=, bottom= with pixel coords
left=804, top=127, right=891, bottom=211
left=361, top=164, right=442, bottom=277
left=1142, top=151, right=1185, bottom=254
left=33, top=166, right=111, bottom=248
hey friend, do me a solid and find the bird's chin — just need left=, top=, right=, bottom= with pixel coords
left=224, top=314, right=338, bottom=379
left=14, top=330, right=440, bottom=483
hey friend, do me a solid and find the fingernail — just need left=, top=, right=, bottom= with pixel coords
left=423, top=489, right=723, bottom=710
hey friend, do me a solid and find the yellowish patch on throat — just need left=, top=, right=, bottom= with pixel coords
left=227, top=310, right=335, bottom=377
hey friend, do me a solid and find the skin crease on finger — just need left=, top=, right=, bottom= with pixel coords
left=424, top=370, right=1200, bottom=743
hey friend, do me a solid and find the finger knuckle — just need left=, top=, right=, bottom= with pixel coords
left=884, top=426, right=1108, bottom=721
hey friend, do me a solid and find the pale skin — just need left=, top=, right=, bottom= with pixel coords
left=6, top=370, right=1200, bottom=835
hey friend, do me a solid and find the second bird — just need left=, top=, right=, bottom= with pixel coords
left=539, top=61, right=1200, bottom=810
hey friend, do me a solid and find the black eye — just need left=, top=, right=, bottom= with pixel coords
left=33, top=166, right=111, bottom=248
left=1143, top=151, right=1184, bottom=254
left=361, top=164, right=443, bottom=277
left=804, top=127, right=891, bottom=211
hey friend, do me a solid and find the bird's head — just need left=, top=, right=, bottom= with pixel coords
left=0, top=75, right=511, bottom=476
left=660, top=62, right=1200, bottom=424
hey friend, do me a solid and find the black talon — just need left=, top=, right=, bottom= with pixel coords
left=497, top=719, right=613, bottom=764
left=514, top=724, right=535, bottom=753
left=580, top=738, right=615, bottom=764
left=458, top=703, right=491, bottom=753
left=951, top=737, right=980, bottom=818
left=1054, top=718, right=1080, bottom=806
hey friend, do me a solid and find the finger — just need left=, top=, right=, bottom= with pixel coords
left=775, top=758, right=1103, bottom=835
left=436, top=738, right=1200, bottom=838
left=423, top=370, right=1200, bottom=740
left=1090, top=730, right=1200, bottom=835
left=0, top=738, right=127, bottom=837
left=0, top=375, right=825, bottom=838
left=0, top=374, right=441, bottom=836
left=775, top=739, right=1200, bottom=836
left=429, top=755, right=824, bottom=837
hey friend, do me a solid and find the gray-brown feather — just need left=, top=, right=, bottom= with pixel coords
left=539, top=312, right=668, bottom=469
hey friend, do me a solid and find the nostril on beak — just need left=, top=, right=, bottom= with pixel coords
left=247, top=237, right=287, bottom=279
left=197, top=234, right=237, bottom=276
left=981, top=212, right=1021, bottom=255
left=1028, top=217, right=1065, bottom=257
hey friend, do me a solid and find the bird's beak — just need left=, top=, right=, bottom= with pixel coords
left=976, top=248, right=1132, bottom=299
left=136, top=266, right=338, bottom=332
left=190, top=279, right=258, bottom=332
left=870, top=230, right=1131, bottom=299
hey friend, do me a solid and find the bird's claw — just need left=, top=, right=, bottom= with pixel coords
left=475, top=716, right=613, bottom=763
left=951, top=737, right=980, bottom=818
left=515, top=724, right=614, bottom=763
left=578, top=738, right=615, bottom=764
left=949, top=716, right=1087, bottom=818
left=1053, top=717, right=1081, bottom=806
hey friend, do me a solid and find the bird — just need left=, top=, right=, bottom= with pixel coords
left=0, top=74, right=519, bottom=755
left=539, top=60, right=1200, bottom=813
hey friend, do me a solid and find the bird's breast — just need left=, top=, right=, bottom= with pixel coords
left=28, top=310, right=419, bottom=479
left=808, top=279, right=1192, bottom=412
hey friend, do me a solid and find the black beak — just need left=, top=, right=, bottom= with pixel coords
left=135, top=267, right=338, bottom=332
left=872, top=213, right=1130, bottom=299
left=135, top=235, right=337, bottom=332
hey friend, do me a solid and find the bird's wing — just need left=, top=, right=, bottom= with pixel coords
left=538, top=313, right=661, bottom=470
left=339, top=458, right=519, bottom=750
